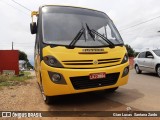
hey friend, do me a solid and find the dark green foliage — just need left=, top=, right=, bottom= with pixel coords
left=18, top=50, right=33, bottom=69
left=125, top=44, right=135, bottom=57
left=19, top=50, right=28, bottom=61
left=135, top=52, right=140, bottom=57
left=27, top=62, right=33, bottom=69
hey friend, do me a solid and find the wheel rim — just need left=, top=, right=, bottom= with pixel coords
left=42, top=92, right=46, bottom=101
left=136, top=66, right=139, bottom=73
left=157, top=67, right=160, bottom=77
left=40, top=85, right=46, bottom=101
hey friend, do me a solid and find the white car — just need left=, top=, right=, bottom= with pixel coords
left=134, top=49, right=160, bottom=77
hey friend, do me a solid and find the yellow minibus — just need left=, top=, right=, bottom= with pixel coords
left=30, top=5, right=129, bottom=104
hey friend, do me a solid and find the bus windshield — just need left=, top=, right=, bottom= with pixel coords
left=42, top=6, right=124, bottom=47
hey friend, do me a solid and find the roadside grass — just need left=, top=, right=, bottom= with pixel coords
left=0, top=71, right=33, bottom=87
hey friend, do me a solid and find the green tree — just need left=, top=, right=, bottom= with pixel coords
left=27, top=62, right=33, bottom=69
left=19, top=50, right=33, bottom=69
left=135, top=52, right=139, bottom=57
left=125, top=44, right=135, bottom=57
left=19, top=50, right=28, bottom=61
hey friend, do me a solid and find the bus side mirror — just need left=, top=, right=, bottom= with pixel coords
left=30, top=22, right=37, bottom=34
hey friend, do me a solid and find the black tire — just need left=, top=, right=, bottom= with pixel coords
left=156, top=65, right=160, bottom=78
left=37, top=82, right=54, bottom=104
left=105, top=87, right=118, bottom=93
left=44, top=96, right=53, bottom=105
left=135, top=65, right=142, bottom=74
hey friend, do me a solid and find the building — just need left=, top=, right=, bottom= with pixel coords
left=0, top=50, right=19, bottom=75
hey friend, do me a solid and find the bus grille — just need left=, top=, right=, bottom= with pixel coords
left=70, top=73, right=120, bottom=90
left=62, top=58, right=121, bottom=66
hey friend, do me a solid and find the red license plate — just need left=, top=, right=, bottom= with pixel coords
left=89, top=72, right=106, bottom=80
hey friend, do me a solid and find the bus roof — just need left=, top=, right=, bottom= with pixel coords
left=39, top=5, right=108, bottom=17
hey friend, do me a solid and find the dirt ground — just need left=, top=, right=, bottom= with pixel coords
left=0, top=71, right=159, bottom=120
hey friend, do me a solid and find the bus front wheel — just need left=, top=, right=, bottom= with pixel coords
left=105, top=87, right=119, bottom=93
left=43, top=95, right=53, bottom=104
left=38, top=83, right=53, bottom=104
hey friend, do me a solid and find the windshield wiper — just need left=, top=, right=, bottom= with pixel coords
left=86, top=24, right=95, bottom=41
left=68, top=28, right=85, bottom=49
left=86, top=24, right=115, bottom=48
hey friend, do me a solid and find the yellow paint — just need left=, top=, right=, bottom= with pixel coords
left=36, top=46, right=129, bottom=96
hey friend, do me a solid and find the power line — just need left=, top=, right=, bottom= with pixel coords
left=14, top=42, right=33, bottom=44
left=0, top=0, right=29, bottom=16
left=10, top=0, right=31, bottom=12
left=119, top=15, right=160, bottom=31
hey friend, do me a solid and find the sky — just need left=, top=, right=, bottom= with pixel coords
left=0, top=0, right=160, bottom=65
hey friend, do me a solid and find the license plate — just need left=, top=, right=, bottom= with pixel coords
left=89, top=72, right=106, bottom=80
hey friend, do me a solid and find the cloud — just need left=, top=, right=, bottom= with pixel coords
left=0, top=0, right=160, bottom=65
left=130, top=36, right=160, bottom=51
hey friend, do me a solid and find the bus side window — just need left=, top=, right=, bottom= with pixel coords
left=105, top=25, right=116, bottom=40
left=96, top=25, right=116, bottom=40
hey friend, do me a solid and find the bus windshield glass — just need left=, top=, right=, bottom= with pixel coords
left=42, top=6, right=124, bottom=47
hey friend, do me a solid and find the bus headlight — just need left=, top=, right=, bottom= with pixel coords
left=122, top=66, right=129, bottom=77
left=48, top=71, right=67, bottom=84
left=43, top=56, right=64, bottom=68
left=121, top=54, right=128, bottom=64
left=51, top=73, right=61, bottom=82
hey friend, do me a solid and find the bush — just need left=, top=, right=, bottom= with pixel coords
left=0, top=72, right=33, bottom=87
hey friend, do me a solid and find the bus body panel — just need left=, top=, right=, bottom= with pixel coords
left=38, top=45, right=129, bottom=96
left=42, top=46, right=126, bottom=69
left=41, top=61, right=129, bottom=96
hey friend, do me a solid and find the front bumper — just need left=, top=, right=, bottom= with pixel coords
left=40, top=61, right=129, bottom=96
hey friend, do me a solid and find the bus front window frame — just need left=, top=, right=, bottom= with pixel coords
left=41, top=6, right=124, bottom=48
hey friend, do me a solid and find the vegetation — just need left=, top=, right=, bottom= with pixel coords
left=125, top=44, right=136, bottom=57
left=0, top=71, right=33, bottom=87
left=19, top=51, right=28, bottom=61
left=19, top=50, right=33, bottom=69
left=26, top=62, right=34, bottom=70
left=135, top=52, right=140, bottom=57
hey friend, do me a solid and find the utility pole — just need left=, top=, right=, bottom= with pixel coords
left=12, top=42, right=13, bottom=50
